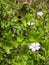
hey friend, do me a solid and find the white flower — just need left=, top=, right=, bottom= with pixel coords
left=29, top=42, right=40, bottom=52
left=37, top=11, right=43, bottom=16
left=27, top=22, right=35, bottom=26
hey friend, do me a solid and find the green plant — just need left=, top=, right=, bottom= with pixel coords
left=0, top=0, right=49, bottom=65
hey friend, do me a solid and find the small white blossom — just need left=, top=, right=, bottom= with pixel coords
left=27, top=22, right=35, bottom=26
left=37, top=11, right=43, bottom=16
left=29, top=42, right=40, bottom=52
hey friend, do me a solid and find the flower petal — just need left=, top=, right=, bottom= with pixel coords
left=37, top=11, right=43, bottom=16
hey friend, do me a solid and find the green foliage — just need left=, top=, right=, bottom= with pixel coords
left=0, top=0, right=49, bottom=65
